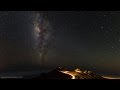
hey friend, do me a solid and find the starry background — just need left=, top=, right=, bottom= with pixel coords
left=0, top=11, right=120, bottom=76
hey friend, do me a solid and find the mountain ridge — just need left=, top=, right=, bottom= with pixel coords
left=33, top=67, right=105, bottom=79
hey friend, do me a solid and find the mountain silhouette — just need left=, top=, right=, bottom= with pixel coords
left=33, top=67, right=105, bottom=79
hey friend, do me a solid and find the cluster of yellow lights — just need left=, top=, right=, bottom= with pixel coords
left=60, top=71, right=75, bottom=79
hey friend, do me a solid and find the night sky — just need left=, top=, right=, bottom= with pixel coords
left=0, top=11, right=120, bottom=76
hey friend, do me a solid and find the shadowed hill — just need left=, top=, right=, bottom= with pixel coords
left=33, top=67, right=105, bottom=79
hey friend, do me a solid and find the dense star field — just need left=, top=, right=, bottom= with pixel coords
left=0, top=11, right=55, bottom=72
left=0, top=11, right=120, bottom=77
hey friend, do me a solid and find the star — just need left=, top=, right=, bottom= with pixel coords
left=110, top=29, right=113, bottom=31
left=112, top=46, right=114, bottom=48
left=103, top=14, right=107, bottom=17
left=100, top=26, right=104, bottom=29
left=111, top=12, right=115, bottom=15
left=18, top=32, right=21, bottom=35
left=4, top=52, right=6, bottom=54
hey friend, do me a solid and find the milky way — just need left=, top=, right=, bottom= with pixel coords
left=33, top=12, right=55, bottom=66
left=0, top=11, right=55, bottom=70
left=1, top=11, right=120, bottom=76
